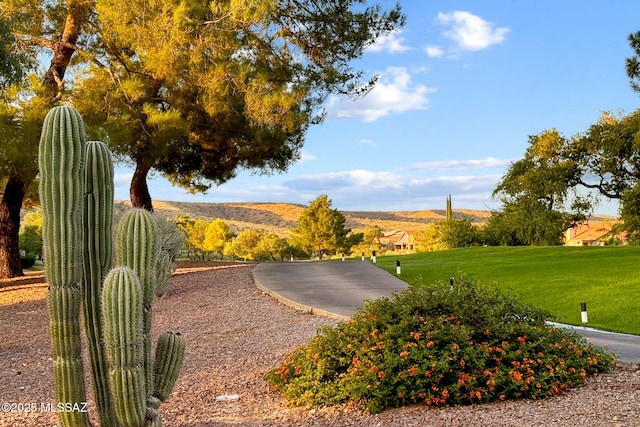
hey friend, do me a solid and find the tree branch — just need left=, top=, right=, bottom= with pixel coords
left=577, top=178, right=622, bottom=199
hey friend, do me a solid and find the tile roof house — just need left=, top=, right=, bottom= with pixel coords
left=563, top=221, right=626, bottom=246
left=373, top=230, right=415, bottom=251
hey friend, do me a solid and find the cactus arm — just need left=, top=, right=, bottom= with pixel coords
left=115, top=209, right=158, bottom=416
left=82, top=140, right=117, bottom=426
left=153, top=332, right=186, bottom=401
left=38, top=106, right=90, bottom=427
left=102, top=267, right=147, bottom=427
left=142, top=332, right=186, bottom=427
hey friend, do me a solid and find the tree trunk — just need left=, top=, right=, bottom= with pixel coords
left=0, top=174, right=26, bottom=278
left=130, top=161, right=154, bottom=211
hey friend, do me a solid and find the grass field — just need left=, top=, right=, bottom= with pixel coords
left=373, top=246, right=640, bottom=336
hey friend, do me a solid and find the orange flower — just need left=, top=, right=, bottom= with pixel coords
left=442, top=388, right=450, bottom=399
left=508, top=370, right=523, bottom=382
left=427, top=340, right=435, bottom=348
left=408, top=365, right=419, bottom=376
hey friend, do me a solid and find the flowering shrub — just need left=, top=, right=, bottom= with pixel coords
left=265, top=276, right=615, bottom=414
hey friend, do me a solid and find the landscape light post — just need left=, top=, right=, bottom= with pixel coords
left=581, top=302, right=588, bottom=323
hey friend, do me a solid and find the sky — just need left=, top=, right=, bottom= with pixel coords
left=114, top=1, right=640, bottom=216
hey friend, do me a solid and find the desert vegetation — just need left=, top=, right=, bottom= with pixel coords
left=266, top=276, right=614, bottom=414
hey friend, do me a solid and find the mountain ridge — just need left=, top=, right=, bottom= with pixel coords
left=114, top=200, right=616, bottom=237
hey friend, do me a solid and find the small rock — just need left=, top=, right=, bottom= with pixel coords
left=215, top=394, right=241, bottom=402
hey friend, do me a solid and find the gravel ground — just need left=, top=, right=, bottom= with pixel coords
left=1, top=262, right=639, bottom=426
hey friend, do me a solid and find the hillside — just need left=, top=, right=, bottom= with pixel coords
left=112, top=200, right=617, bottom=237
left=112, top=200, right=494, bottom=237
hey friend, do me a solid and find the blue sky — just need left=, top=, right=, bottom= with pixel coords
left=114, top=1, right=640, bottom=215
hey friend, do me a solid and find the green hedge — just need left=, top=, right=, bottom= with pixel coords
left=20, top=255, right=36, bottom=269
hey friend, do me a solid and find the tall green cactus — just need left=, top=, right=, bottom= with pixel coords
left=102, top=266, right=147, bottom=427
left=39, top=105, right=91, bottom=427
left=39, top=106, right=185, bottom=427
left=112, top=209, right=186, bottom=426
left=83, top=140, right=117, bottom=426
left=115, top=208, right=157, bottom=419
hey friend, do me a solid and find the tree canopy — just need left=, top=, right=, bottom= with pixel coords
left=289, top=194, right=352, bottom=257
left=490, top=129, right=590, bottom=245
left=490, top=107, right=640, bottom=243
left=72, top=0, right=405, bottom=209
left=0, top=1, right=92, bottom=277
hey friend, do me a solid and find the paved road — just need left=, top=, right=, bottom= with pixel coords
left=253, top=261, right=640, bottom=366
left=253, top=261, right=408, bottom=318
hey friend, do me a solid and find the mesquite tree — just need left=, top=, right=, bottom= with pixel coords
left=39, top=105, right=185, bottom=427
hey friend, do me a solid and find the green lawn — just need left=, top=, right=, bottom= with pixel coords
left=372, top=246, right=640, bottom=335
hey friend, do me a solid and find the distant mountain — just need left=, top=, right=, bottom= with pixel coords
left=113, top=200, right=617, bottom=237
left=114, top=200, right=493, bottom=237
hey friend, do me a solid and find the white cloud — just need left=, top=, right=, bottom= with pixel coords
left=285, top=170, right=405, bottom=191
left=326, top=67, right=435, bottom=122
left=411, top=157, right=514, bottom=170
left=436, top=11, right=509, bottom=51
left=282, top=168, right=502, bottom=210
left=425, top=45, right=444, bottom=58
left=114, top=173, right=133, bottom=188
left=359, top=139, right=375, bottom=145
left=367, top=30, right=412, bottom=54
left=298, top=151, right=317, bottom=163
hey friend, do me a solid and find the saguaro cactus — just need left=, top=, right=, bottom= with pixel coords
left=115, top=209, right=157, bottom=398
left=113, top=209, right=186, bottom=426
left=83, top=140, right=117, bottom=426
left=39, top=106, right=185, bottom=427
left=39, top=105, right=90, bottom=427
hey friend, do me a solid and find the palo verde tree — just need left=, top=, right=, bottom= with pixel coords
left=72, top=0, right=405, bottom=211
left=289, top=194, right=352, bottom=258
left=203, top=218, right=234, bottom=259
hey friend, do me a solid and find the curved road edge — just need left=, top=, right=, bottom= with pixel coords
left=252, top=261, right=640, bottom=367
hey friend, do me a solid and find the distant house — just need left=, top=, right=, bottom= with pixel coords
left=374, top=230, right=415, bottom=251
left=563, top=221, right=626, bottom=246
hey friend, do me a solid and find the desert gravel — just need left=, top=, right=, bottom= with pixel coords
left=1, top=261, right=639, bottom=426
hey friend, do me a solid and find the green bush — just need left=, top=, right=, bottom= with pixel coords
left=265, top=276, right=615, bottom=414
left=20, top=255, right=36, bottom=268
